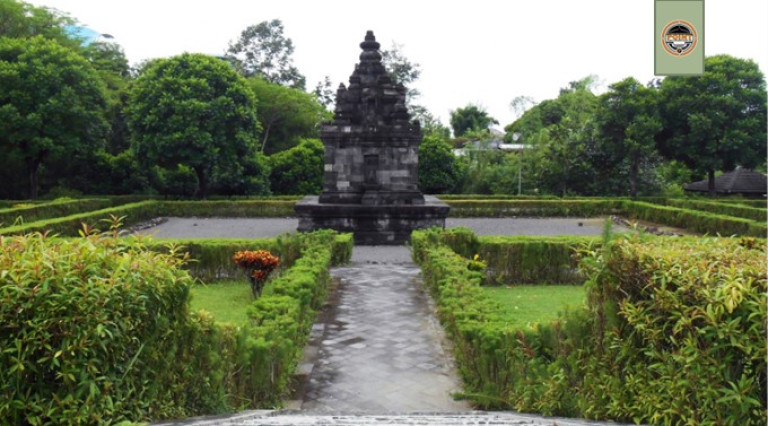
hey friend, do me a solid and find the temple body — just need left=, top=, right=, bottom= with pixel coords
left=295, top=31, right=448, bottom=244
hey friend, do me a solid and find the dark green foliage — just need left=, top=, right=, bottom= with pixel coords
left=127, top=53, right=262, bottom=197
left=268, top=138, right=324, bottom=195
left=418, top=135, right=463, bottom=193
left=449, top=104, right=499, bottom=137
left=152, top=164, right=199, bottom=197
left=594, top=77, right=662, bottom=198
left=658, top=55, right=767, bottom=195
left=0, top=36, right=108, bottom=199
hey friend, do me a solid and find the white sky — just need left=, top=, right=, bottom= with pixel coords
left=26, top=0, right=768, bottom=128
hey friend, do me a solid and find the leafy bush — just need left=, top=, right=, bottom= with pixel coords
left=268, top=138, right=324, bottom=195
left=0, top=230, right=222, bottom=423
left=578, top=236, right=767, bottom=424
left=0, top=228, right=351, bottom=423
left=413, top=228, right=767, bottom=424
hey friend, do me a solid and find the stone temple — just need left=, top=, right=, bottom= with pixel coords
left=295, top=31, right=449, bottom=245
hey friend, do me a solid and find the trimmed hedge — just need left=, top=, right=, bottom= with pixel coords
left=478, top=235, right=597, bottom=285
left=653, top=198, right=767, bottom=222
left=412, top=228, right=767, bottom=425
left=626, top=201, right=766, bottom=237
left=0, top=229, right=351, bottom=423
left=0, top=201, right=159, bottom=236
left=412, top=227, right=597, bottom=285
left=0, top=200, right=297, bottom=236
left=0, top=198, right=115, bottom=227
left=444, top=199, right=624, bottom=218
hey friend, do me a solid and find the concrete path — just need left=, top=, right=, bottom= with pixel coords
left=300, top=247, right=469, bottom=413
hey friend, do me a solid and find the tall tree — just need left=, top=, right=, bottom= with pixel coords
left=127, top=53, right=261, bottom=197
left=658, top=55, right=767, bottom=195
left=381, top=42, right=421, bottom=102
left=0, top=0, right=78, bottom=48
left=226, top=19, right=306, bottom=89
left=0, top=36, right=107, bottom=199
left=595, top=77, right=662, bottom=197
left=450, top=104, right=499, bottom=137
left=248, top=77, right=327, bottom=154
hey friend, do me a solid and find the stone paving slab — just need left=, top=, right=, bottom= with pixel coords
left=158, top=411, right=638, bottom=426
left=301, top=256, right=469, bottom=413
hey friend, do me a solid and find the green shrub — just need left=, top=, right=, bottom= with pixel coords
left=413, top=227, right=767, bottom=424
left=0, top=231, right=225, bottom=423
left=578, top=236, right=767, bottom=424
left=0, top=229, right=351, bottom=423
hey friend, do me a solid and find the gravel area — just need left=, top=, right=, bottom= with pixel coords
left=136, top=217, right=299, bottom=239
left=138, top=216, right=624, bottom=241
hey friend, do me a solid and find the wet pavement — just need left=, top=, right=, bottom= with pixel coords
left=300, top=248, right=469, bottom=413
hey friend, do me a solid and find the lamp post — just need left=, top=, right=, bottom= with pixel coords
left=513, top=132, right=522, bottom=195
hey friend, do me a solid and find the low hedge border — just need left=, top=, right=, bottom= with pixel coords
left=0, top=198, right=115, bottom=228
left=651, top=198, right=767, bottom=222
left=412, top=227, right=597, bottom=285
left=0, top=200, right=297, bottom=236
left=625, top=201, right=766, bottom=237
left=412, top=228, right=767, bottom=424
left=444, top=199, right=625, bottom=218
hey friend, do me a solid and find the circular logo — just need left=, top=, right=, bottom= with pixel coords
left=662, top=20, right=698, bottom=56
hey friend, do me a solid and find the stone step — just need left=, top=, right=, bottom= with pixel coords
left=165, top=410, right=635, bottom=426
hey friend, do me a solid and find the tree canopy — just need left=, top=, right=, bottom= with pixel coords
left=127, top=53, right=263, bottom=197
left=248, top=77, right=327, bottom=154
left=450, top=104, right=499, bottom=137
left=0, top=36, right=107, bottom=198
left=226, top=19, right=306, bottom=89
left=658, top=54, right=767, bottom=195
left=595, top=77, right=662, bottom=197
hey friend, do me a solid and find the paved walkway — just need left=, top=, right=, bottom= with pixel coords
left=298, top=246, right=468, bottom=412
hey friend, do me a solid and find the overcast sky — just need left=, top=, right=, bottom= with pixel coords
left=26, top=0, right=768, bottom=128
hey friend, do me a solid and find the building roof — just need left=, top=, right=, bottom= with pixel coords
left=683, top=167, right=767, bottom=195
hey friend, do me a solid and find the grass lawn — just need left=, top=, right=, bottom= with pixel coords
left=189, top=279, right=253, bottom=326
left=482, top=285, right=586, bottom=329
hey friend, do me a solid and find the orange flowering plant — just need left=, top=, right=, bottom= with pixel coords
left=233, top=250, right=280, bottom=298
